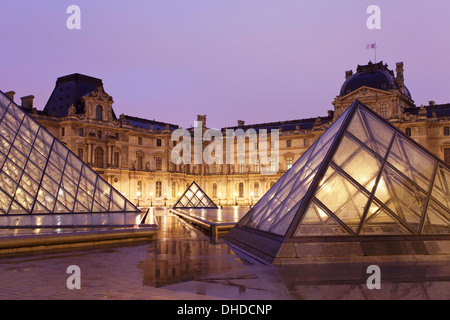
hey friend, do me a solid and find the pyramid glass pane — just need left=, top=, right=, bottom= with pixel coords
left=374, top=165, right=426, bottom=233
left=359, top=200, right=411, bottom=235
left=295, top=200, right=352, bottom=237
left=0, top=90, right=139, bottom=217
left=431, top=165, right=450, bottom=210
left=229, top=100, right=450, bottom=264
left=387, top=134, right=435, bottom=191
left=173, top=182, right=217, bottom=209
left=422, top=200, right=450, bottom=234
left=315, top=165, right=369, bottom=232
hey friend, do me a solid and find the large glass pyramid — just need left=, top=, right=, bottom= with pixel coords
left=173, top=182, right=218, bottom=209
left=0, top=90, right=140, bottom=227
left=226, top=100, right=450, bottom=263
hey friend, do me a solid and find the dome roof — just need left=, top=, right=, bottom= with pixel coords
left=340, top=61, right=411, bottom=99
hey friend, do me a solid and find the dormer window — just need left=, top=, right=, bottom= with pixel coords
left=96, top=105, right=103, bottom=121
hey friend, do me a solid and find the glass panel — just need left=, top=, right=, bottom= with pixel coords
left=32, top=200, right=49, bottom=214
left=347, top=108, right=394, bottom=158
left=8, top=201, right=28, bottom=214
left=49, top=149, right=66, bottom=170
left=7, top=103, right=25, bottom=122
left=0, top=135, right=11, bottom=155
left=295, top=201, right=351, bottom=236
left=422, top=200, right=450, bottom=234
left=44, top=162, right=63, bottom=185
left=111, top=190, right=126, bottom=209
left=8, top=146, right=27, bottom=170
left=33, top=136, right=51, bottom=158
left=74, top=201, right=90, bottom=213
left=24, top=158, right=44, bottom=183
left=14, top=131, right=32, bottom=156
left=2, top=112, right=21, bottom=132
left=41, top=174, right=60, bottom=198
left=375, top=166, right=426, bottom=233
left=333, top=134, right=382, bottom=192
left=57, top=187, right=75, bottom=212
left=74, top=188, right=93, bottom=212
left=78, top=176, right=95, bottom=198
left=315, top=166, right=368, bottom=232
left=36, top=187, right=56, bottom=212
left=13, top=187, right=34, bottom=212
left=28, top=147, right=47, bottom=169
left=431, top=165, right=450, bottom=210
left=387, top=135, right=435, bottom=191
left=92, top=200, right=107, bottom=212
left=54, top=200, right=70, bottom=213
left=360, top=200, right=411, bottom=235
left=53, top=140, right=69, bottom=160
left=18, top=124, right=35, bottom=146
left=3, top=159, right=22, bottom=181
left=19, top=173, right=40, bottom=198
left=0, top=171, right=18, bottom=197
left=0, top=189, right=13, bottom=214
left=269, top=201, right=302, bottom=236
left=61, top=173, right=78, bottom=196
left=67, top=153, right=83, bottom=172
left=82, top=165, right=97, bottom=184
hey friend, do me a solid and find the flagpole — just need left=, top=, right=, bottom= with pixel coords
left=374, top=41, right=377, bottom=63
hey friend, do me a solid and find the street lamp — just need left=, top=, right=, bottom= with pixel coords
left=250, top=192, right=254, bottom=208
left=164, top=192, right=167, bottom=207
left=149, top=192, right=153, bottom=207
left=234, top=192, right=237, bottom=206
left=218, top=193, right=221, bottom=208
left=136, top=191, right=141, bottom=207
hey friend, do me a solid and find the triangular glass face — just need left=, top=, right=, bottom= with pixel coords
left=0, top=91, right=139, bottom=216
left=173, top=182, right=218, bottom=209
left=233, top=100, right=450, bottom=246
left=238, top=105, right=352, bottom=235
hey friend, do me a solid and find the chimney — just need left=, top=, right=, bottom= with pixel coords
left=328, top=110, right=334, bottom=118
left=237, top=120, right=245, bottom=127
left=21, top=95, right=35, bottom=111
left=196, top=115, right=206, bottom=127
left=429, top=101, right=436, bottom=106
left=5, top=91, right=15, bottom=102
left=396, top=62, right=404, bottom=88
left=345, top=70, right=353, bottom=79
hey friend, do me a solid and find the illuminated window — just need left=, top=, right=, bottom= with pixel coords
left=155, top=181, right=162, bottom=197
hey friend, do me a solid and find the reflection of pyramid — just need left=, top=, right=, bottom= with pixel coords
left=173, top=182, right=218, bottom=209
left=0, top=91, right=140, bottom=227
left=226, top=100, right=450, bottom=264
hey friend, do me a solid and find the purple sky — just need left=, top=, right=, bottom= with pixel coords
left=1, top=0, right=450, bottom=129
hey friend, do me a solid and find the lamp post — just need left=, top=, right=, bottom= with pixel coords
left=137, top=191, right=141, bottom=207
left=218, top=193, right=221, bottom=207
left=234, top=192, right=237, bottom=206
left=250, top=192, right=254, bottom=208
left=164, top=193, right=167, bottom=207
left=149, top=192, right=153, bottom=207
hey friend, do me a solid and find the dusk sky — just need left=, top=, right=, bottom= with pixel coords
left=1, top=0, right=450, bottom=129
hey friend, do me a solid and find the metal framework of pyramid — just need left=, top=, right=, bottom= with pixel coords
left=173, top=182, right=218, bottom=209
left=0, top=90, right=141, bottom=227
left=226, top=100, right=450, bottom=264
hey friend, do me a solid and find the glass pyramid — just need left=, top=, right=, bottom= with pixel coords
left=0, top=90, right=140, bottom=226
left=227, top=100, right=449, bottom=261
left=173, top=182, right=218, bottom=209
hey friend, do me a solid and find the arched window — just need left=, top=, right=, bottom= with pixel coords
left=156, top=181, right=162, bottom=197
left=94, top=146, right=103, bottom=168
left=96, top=105, right=103, bottom=121
left=238, top=182, right=244, bottom=198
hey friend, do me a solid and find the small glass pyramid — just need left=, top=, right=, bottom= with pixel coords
left=173, top=182, right=218, bottom=209
left=227, top=100, right=449, bottom=262
left=0, top=90, right=140, bottom=226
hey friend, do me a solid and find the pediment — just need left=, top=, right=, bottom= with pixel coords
left=339, top=86, right=397, bottom=101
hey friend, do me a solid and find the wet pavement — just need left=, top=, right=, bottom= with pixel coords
left=0, top=208, right=449, bottom=300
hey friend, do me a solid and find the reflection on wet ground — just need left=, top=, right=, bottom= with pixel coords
left=140, top=209, right=450, bottom=300
left=0, top=208, right=448, bottom=300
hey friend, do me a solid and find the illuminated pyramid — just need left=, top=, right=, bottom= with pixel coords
left=0, top=91, right=141, bottom=227
left=226, top=100, right=450, bottom=264
left=173, top=182, right=218, bottom=209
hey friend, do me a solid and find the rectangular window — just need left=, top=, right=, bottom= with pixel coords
left=78, top=148, right=84, bottom=161
left=61, top=128, right=65, bottom=136
left=137, top=155, right=143, bottom=171
left=238, top=160, right=244, bottom=173
left=156, top=157, right=162, bottom=171
left=287, top=157, right=293, bottom=170
left=113, top=151, right=119, bottom=168
left=156, top=181, right=162, bottom=197
left=79, top=128, right=84, bottom=137
left=304, top=138, right=310, bottom=147
left=138, top=137, right=143, bottom=145
left=254, top=159, right=260, bottom=172
left=286, top=140, right=292, bottom=148
left=445, top=148, right=450, bottom=166
left=157, top=139, right=162, bottom=147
